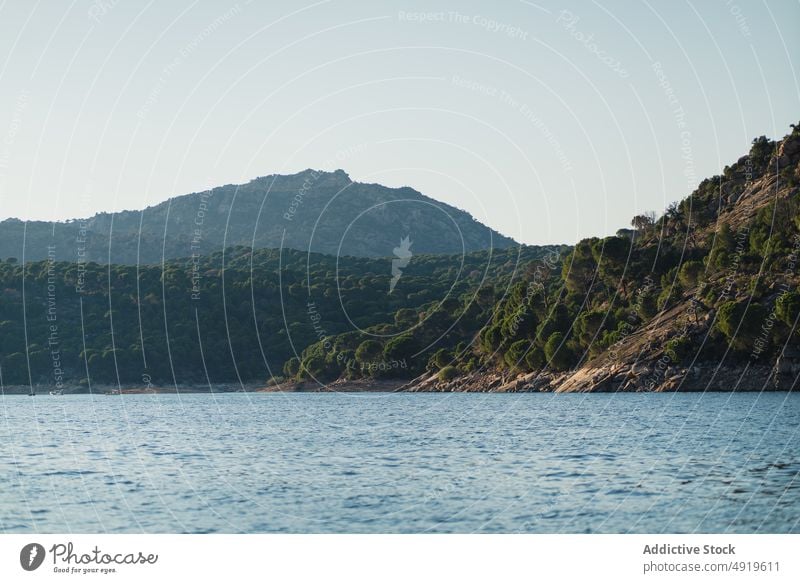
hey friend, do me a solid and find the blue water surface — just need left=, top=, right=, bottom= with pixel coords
left=1, top=392, right=798, bottom=533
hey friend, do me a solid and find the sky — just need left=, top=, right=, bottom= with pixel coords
left=0, top=0, right=798, bottom=245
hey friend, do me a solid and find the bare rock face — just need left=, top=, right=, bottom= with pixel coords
left=398, top=359, right=787, bottom=393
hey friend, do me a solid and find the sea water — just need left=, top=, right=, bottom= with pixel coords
left=1, top=391, right=798, bottom=533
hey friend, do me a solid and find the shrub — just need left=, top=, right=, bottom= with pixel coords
left=355, top=340, right=382, bottom=362
left=678, top=260, right=704, bottom=288
left=657, top=285, right=682, bottom=311
left=524, top=346, right=545, bottom=370
left=283, top=357, right=300, bottom=378
left=300, top=355, right=329, bottom=379
left=430, top=348, right=451, bottom=370
left=664, top=335, right=693, bottom=364
left=707, top=224, right=735, bottom=270
left=394, top=308, right=418, bottom=328
left=383, top=335, right=417, bottom=362
left=479, top=324, right=498, bottom=351
left=776, top=291, right=800, bottom=334
left=504, top=339, right=530, bottom=371
left=438, top=365, right=459, bottom=382
left=574, top=309, right=607, bottom=347
left=462, top=357, right=478, bottom=373
left=544, top=332, right=575, bottom=371
left=636, top=288, right=659, bottom=320
left=716, top=300, right=767, bottom=351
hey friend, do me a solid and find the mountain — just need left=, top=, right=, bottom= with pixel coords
left=287, top=123, right=800, bottom=392
left=0, top=170, right=516, bottom=263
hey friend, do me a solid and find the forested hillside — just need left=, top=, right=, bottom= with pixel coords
left=0, top=245, right=558, bottom=391
left=0, top=169, right=516, bottom=263
left=288, top=124, right=800, bottom=392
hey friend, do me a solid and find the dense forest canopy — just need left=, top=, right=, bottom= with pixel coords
left=0, top=245, right=559, bottom=390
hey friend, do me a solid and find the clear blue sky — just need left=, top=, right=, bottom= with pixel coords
left=0, top=0, right=797, bottom=245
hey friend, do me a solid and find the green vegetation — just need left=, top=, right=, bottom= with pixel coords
left=3, top=125, right=799, bottom=390
left=0, top=245, right=559, bottom=388
left=0, top=169, right=516, bottom=263
left=288, top=125, right=800, bottom=383
left=437, top=366, right=459, bottom=382
left=776, top=292, right=800, bottom=334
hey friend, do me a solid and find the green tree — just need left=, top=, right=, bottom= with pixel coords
left=574, top=309, right=607, bottom=348
left=592, top=236, right=631, bottom=294
left=678, top=260, right=704, bottom=288
left=480, top=324, right=504, bottom=354
left=544, top=332, right=574, bottom=371
left=504, top=340, right=531, bottom=371
left=716, top=300, right=767, bottom=351
left=631, top=212, right=656, bottom=232
left=749, top=135, right=774, bottom=171
left=355, top=340, right=382, bottom=363
left=383, top=335, right=417, bottom=363
left=664, top=335, right=693, bottom=364
left=536, top=304, right=572, bottom=344
left=438, top=365, right=458, bottom=382
left=707, top=223, right=735, bottom=270
left=283, top=357, right=300, bottom=378
left=776, top=291, right=800, bottom=334
left=524, top=346, right=545, bottom=370
left=562, top=239, right=597, bottom=295
left=430, top=348, right=451, bottom=370
left=636, top=288, right=659, bottom=320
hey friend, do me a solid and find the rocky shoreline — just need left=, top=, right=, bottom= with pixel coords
left=397, top=362, right=794, bottom=393
left=4, top=349, right=796, bottom=394
left=395, top=344, right=799, bottom=393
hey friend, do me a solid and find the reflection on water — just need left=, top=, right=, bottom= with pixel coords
left=1, top=392, right=798, bottom=533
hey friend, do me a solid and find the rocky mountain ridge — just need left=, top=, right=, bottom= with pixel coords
left=0, top=169, right=517, bottom=263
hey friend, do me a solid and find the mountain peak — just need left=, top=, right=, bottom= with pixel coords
left=248, top=168, right=352, bottom=191
left=0, top=170, right=516, bottom=263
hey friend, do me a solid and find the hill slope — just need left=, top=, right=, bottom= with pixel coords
left=0, top=170, right=516, bottom=263
left=0, top=244, right=562, bottom=391
left=287, top=124, right=800, bottom=392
